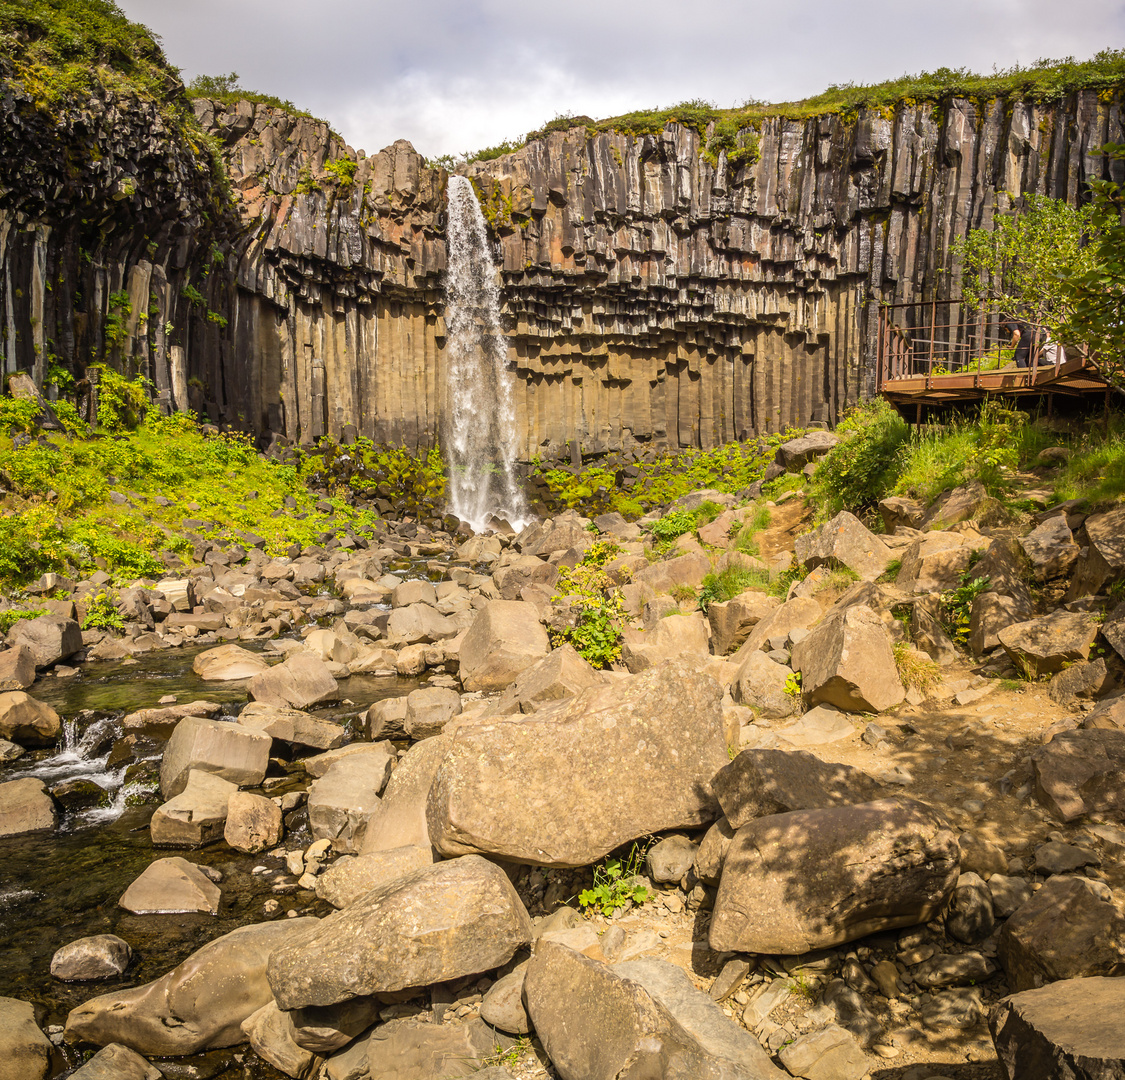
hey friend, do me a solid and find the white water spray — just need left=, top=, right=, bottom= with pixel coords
left=443, top=175, right=529, bottom=532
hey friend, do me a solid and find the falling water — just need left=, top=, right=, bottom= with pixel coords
left=443, top=175, right=529, bottom=532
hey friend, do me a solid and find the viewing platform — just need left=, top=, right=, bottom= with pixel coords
left=876, top=300, right=1110, bottom=419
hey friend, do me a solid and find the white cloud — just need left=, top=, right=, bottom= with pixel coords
left=118, top=0, right=1125, bottom=157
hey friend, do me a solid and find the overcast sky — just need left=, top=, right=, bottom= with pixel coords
left=117, top=0, right=1124, bottom=160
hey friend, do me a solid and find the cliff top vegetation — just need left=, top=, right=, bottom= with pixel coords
left=185, top=70, right=327, bottom=127
left=437, top=49, right=1125, bottom=168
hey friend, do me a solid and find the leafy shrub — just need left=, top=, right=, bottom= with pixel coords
left=941, top=571, right=991, bottom=644
left=550, top=545, right=626, bottom=669
left=323, top=158, right=357, bottom=186
left=649, top=510, right=697, bottom=543
left=0, top=398, right=40, bottom=436
left=693, top=500, right=724, bottom=527
left=578, top=843, right=651, bottom=917
left=698, top=566, right=766, bottom=611
left=0, top=606, right=47, bottom=634
left=81, top=591, right=124, bottom=631
left=92, top=366, right=150, bottom=431
left=808, top=400, right=909, bottom=519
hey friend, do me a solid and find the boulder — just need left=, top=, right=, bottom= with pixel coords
left=493, top=555, right=560, bottom=600
left=0, top=646, right=36, bottom=692
left=301, top=741, right=395, bottom=780
left=910, top=594, right=957, bottom=665
left=191, top=643, right=269, bottom=681
left=426, top=660, right=726, bottom=867
left=267, top=855, right=532, bottom=1010
left=64, top=919, right=317, bottom=1055
left=945, top=871, right=996, bottom=943
left=1048, top=658, right=1110, bottom=705
left=360, top=735, right=450, bottom=855
left=525, top=940, right=778, bottom=1080
left=998, top=875, right=1125, bottom=992
left=707, top=593, right=778, bottom=656
left=490, top=643, right=604, bottom=714
left=458, top=600, right=550, bottom=692
left=390, top=579, right=437, bottom=608
left=6, top=614, right=81, bottom=668
left=314, top=845, right=434, bottom=908
left=385, top=603, right=456, bottom=646
left=920, top=480, right=989, bottom=530
left=150, top=770, right=238, bottom=847
left=241, top=1002, right=321, bottom=1080
left=990, top=976, right=1125, bottom=1080
left=621, top=614, right=710, bottom=674
left=912, top=951, right=996, bottom=989
left=1031, top=728, right=1125, bottom=822
left=304, top=628, right=361, bottom=665
left=236, top=701, right=346, bottom=750
left=328, top=1016, right=497, bottom=1080
left=969, top=593, right=1033, bottom=657
left=1068, top=506, right=1125, bottom=599
left=712, top=749, right=883, bottom=828
left=248, top=652, right=339, bottom=709
left=66, top=1043, right=161, bottom=1080
left=731, top=596, right=821, bottom=660
left=694, top=817, right=736, bottom=885
left=795, top=511, right=893, bottom=581
left=50, top=935, right=132, bottom=982
left=288, top=996, right=383, bottom=1053
left=613, top=957, right=785, bottom=1079
left=646, top=835, right=698, bottom=884
left=774, top=704, right=858, bottom=748
left=778, top=1025, right=867, bottom=1080
left=308, top=753, right=388, bottom=853
left=776, top=431, right=838, bottom=470
left=0, top=997, right=53, bottom=1080
left=224, top=791, right=283, bottom=853
left=878, top=496, right=925, bottom=532
left=403, top=686, right=461, bottom=739
left=159, top=715, right=271, bottom=799
left=0, top=692, right=60, bottom=746
left=792, top=605, right=905, bottom=713
left=121, top=700, right=221, bottom=738
left=710, top=798, right=959, bottom=953
left=0, top=778, right=56, bottom=837
left=732, top=652, right=799, bottom=718
left=119, top=856, right=221, bottom=915
left=480, top=964, right=531, bottom=1034
left=999, top=611, right=1100, bottom=679
left=895, top=532, right=974, bottom=594
left=1020, top=515, right=1080, bottom=582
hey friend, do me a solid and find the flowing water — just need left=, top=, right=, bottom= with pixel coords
left=443, top=175, right=529, bottom=533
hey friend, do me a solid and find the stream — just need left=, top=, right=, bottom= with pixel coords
left=0, top=565, right=442, bottom=1077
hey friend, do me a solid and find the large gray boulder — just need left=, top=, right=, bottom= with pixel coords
left=0, top=646, right=36, bottom=692
left=707, top=593, right=779, bottom=657
left=266, top=855, right=532, bottom=1010
left=732, top=652, right=799, bottom=719
left=621, top=613, right=711, bottom=674
left=66, top=1043, right=161, bottom=1080
left=307, top=752, right=388, bottom=853
left=192, top=643, right=269, bottom=681
left=6, top=614, right=82, bottom=668
left=236, top=701, right=346, bottom=750
left=224, top=791, right=283, bottom=853
left=326, top=1016, right=497, bottom=1080
left=426, top=660, right=726, bottom=867
left=458, top=600, right=550, bottom=692
left=710, top=798, right=959, bottom=954
left=1031, top=728, right=1125, bottom=823
left=731, top=596, right=820, bottom=661
left=1020, top=515, right=1080, bottom=582
left=711, top=749, right=883, bottom=828
left=50, top=936, right=132, bottom=982
left=990, top=976, right=1125, bottom=1080
left=0, top=778, right=56, bottom=837
left=490, top=642, right=604, bottom=714
left=0, top=997, right=53, bottom=1080
left=791, top=605, right=905, bottom=713
left=385, top=603, right=457, bottom=646
left=920, top=479, right=989, bottom=530
left=241, top=1002, right=321, bottom=1080
left=999, top=611, right=1100, bottom=679
left=403, top=686, right=461, bottom=739
left=0, top=692, right=59, bottom=747
left=525, top=940, right=776, bottom=1080
left=314, top=845, right=434, bottom=908
left=64, top=919, right=317, bottom=1055
left=776, top=431, right=838, bottom=470
left=1068, top=505, right=1125, bottom=599
left=149, top=770, right=237, bottom=847
left=998, top=875, right=1125, bottom=992
left=895, top=532, right=975, bottom=595
left=119, top=856, right=221, bottom=915
left=360, top=734, right=450, bottom=855
left=248, top=652, right=339, bottom=709
left=159, top=715, right=271, bottom=799
left=795, top=511, right=893, bottom=581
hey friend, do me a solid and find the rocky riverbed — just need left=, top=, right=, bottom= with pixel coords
left=1, top=433, right=1124, bottom=1080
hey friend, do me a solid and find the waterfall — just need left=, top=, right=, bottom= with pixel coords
left=443, top=175, right=529, bottom=533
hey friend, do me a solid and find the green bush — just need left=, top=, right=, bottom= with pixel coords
left=649, top=510, right=697, bottom=543
left=0, top=398, right=41, bottom=436
left=81, top=591, right=124, bottom=631
left=807, top=400, right=909, bottom=519
left=698, top=566, right=767, bottom=611
left=578, top=843, right=651, bottom=917
left=0, top=606, right=47, bottom=634
left=92, top=366, right=150, bottom=432
left=550, top=546, right=626, bottom=669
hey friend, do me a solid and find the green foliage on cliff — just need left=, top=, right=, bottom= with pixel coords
left=185, top=70, right=325, bottom=124
left=0, top=0, right=177, bottom=109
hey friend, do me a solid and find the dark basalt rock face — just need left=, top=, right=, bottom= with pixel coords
left=1, top=33, right=1122, bottom=456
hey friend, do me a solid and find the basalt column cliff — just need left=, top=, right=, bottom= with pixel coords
left=2, top=75, right=1122, bottom=457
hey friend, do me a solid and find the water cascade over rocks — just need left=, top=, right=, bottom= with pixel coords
left=443, top=175, right=529, bottom=533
